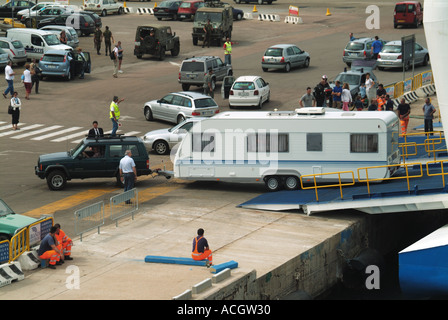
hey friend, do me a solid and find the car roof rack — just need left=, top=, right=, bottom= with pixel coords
left=85, top=134, right=136, bottom=142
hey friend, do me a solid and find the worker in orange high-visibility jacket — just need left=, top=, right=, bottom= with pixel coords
left=38, top=226, right=63, bottom=269
left=54, top=223, right=73, bottom=261
left=191, top=228, right=212, bottom=266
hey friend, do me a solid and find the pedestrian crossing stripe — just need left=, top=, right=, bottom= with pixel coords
left=0, top=123, right=141, bottom=143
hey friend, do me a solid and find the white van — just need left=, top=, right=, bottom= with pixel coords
left=6, top=28, right=72, bottom=60
left=39, top=25, right=80, bottom=49
left=172, top=108, right=401, bottom=191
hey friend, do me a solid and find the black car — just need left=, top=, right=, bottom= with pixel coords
left=0, top=0, right=35, bottom=18
left=35, top=135, right=154, bottom=190
left=38, top=13, right=96, bottom=36
left=81, top=11, right=102, bottom=28
left=20, top=6, right=71, bottom=28
left=154, top=0, right=183, bottom=21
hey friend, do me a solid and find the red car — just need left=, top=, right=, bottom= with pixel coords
left=177, top=0, right=203, bottom=20
left=394, top=1, right=423, bottom=28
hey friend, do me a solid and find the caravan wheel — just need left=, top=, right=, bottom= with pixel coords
left=265, top=176, right=282, bottom=192
left=284, top=176, right=299, bottom=190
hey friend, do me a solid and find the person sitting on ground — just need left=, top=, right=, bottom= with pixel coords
left=54, top=223, right=73, bottom=261
left=191, top=228, right=213, bottom=266
left=38, top=226, right=63, bottom=269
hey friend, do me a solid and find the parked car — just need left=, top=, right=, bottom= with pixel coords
left=80, top=11, right=102, bottom=28
left=261, top=44, right=310, bottom=72
left=342, top=37, right=387, bottom=67
left=20, top=6, right=76, bottom=28
left=178, top=0, right=203, bottom=20
left=0, top=0, right=35, bottom=18
left=38, top=13, right=96, bottom=36
left=0, top=198, right=38, bottom=241
left=229, top=75, right=270, bottom=109
left=394, top=1, right=423, bottom=28
left=134, top=25, right=180, bottom=60
left=178, top=56, right=233, bottom=91
left=143, top=91, right=219, bottom=124
left=40, top=25, right=79, bottom=49
left=221, top=2, right=243, bottom=20
left=82, top=0, right=124, bottom=16
left=154, top=0, right=183, bottom=21
left=38, top=49, right=91, bottom=80
left=0, top=37, right=27, bottom=66
left=233, top=0, right=276, bottom=3
left=377, top=40, right=429, bottom=70
left=35, top=136, right=153, bottom=190
left=142, top=117, right=205, bottom=155
left=0, top=48, right=10, bottom=69
left=16, top=2, right=71, bottom=20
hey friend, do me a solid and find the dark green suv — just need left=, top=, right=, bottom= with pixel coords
left=134, top=24, right=180, bottom=60
left=35, top=135, right=153, bottom=191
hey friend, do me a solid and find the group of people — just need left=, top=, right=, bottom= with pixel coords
left=38, top=223, right=73, bottom=269
left=92, top=25, right=123, bottom=78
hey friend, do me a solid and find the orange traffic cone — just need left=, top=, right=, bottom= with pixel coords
left=326, top=8, right=331, bottom=16
left=253, top=5, right=257, bottom=12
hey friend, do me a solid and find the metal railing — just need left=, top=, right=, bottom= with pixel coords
left=74, top=201, right=105, bottom=242
left=426, top=160, right=448, bottom=187
left=300, top=171, right=355, bottom=202
left=110, top=188, right=138, bottom=227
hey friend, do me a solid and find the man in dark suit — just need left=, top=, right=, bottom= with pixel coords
left=88, top=121, right=104, bottom=137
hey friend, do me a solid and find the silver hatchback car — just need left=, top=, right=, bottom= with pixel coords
left=342, top=37, right=386, bottom=66
left=261, top=44, right=310, bottom=72
left=143, top=91, right=219, bottom=124
left=0, top=37, right=27, bottom=66
left=377, top=40, right=429, bottom=71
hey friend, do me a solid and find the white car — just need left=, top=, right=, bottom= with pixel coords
left=142, top=117, right=205, bottom=155
left=82, top=0, right=124, bottom=16
left=18, top=3, right=78, bottom=19
left=229, top=75, right=270, bottom=109
left=40, top=25, right=79, bottom=49
left=0, top=37, right=27, bottom=66
left=377, top=40, right=430, bottom=71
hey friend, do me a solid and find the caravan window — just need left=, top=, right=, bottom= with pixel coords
left=307, top=133, right=322, bottom=152
left=247, top=133, right=289, bottom=153
left=350, top=134, right=378, bottom=153
left=192, top=133, right=215, bottom=152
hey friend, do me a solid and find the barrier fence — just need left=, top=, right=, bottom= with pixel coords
left=385, top=70, right=434, bottom=99
left=74, top=201, right=105, bottom=242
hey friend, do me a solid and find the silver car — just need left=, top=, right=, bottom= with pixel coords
left=342, top=37, right=386, bottom=66
left=143, top=91, right=219, bottom=124
left=0, top=48, right=10, bottom=69
left=261, top=44, right=310, bottom=72
left=0, top=37, right=27, bottom=66
left=142, top=117, right=205, bottom=155
left=40, top=25, right=80, bottom=49
left=377, top=40, right=430, bottom=71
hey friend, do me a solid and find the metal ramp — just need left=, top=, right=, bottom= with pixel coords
left=239, top=134, right=448, bottom=215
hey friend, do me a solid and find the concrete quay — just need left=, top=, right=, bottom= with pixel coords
left=1, top=182, right=447, bottom=301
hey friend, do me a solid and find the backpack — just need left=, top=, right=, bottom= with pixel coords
left=110, top=50, right=115, bottom=60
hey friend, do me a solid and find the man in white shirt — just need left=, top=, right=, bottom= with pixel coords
left=112, top=42, right=120, bottom=78
left=119, top=150, right=137, bottom=203
left=3, top=61, right=15, bottom=99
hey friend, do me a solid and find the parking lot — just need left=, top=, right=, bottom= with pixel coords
left=1, top=0, right=431, bottom=235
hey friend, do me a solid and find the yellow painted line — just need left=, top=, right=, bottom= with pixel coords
left=24, top=189, right=118, bottom=218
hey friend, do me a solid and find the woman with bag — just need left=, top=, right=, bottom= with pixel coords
left=10, top=91, right=21, bottom=131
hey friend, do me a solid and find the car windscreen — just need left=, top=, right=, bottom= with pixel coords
left=345, top=42, right=364, bottom=50
left=264, top=48, right=283, bottom=57
left=194, top=98, right=217, bottom=108
left=181, top=61, right=204, bottom=72
left=395, top=4, right=406, bottom=13
left=11, top=40, right=23, bottom=49
left=233, top=81, right=255, bottom=90
left=334, top=74, right=360, bottom=86
left=43, top=34, right=61, bottom=46
left=42, top=54, right=65, bottom=62
left=195, top=11, right=222, bottom=22
left=0, top=199, right=14, bottom=217
left=381, top=45, right=401, bottom=53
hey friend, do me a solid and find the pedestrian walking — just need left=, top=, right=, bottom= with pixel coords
left=23, top=64, right=32, bottom=100
left=10, top=91, right=21, bottom=131
left=203, top=68, right=214, bottom=98
left=371, top=36, right=383, bottom=60
left=119, top=149, right=137, bottom=204
left=117, top=41, right=124, bottom=73
left=110, top=96, right=124, bottom=136
left=191, top=228, right=213, bottom=266
left=112, top=42, right=120, bottom=78
left=397, top=98, right=411, bottom=134
left=30, top=58, right=40, bottom=94
left=103, top=26, right=114, bottom=56
left=422, top=97, right=436, bottom=135
left=3, top=61, right=15, bottom=99
left=202, top=19, right=212, bottom=48
left=94, top=26, right=103, bottom=55
left=341, top=83, right=352, bottom=111
left=299, top=87, right=316, bottom=107
left=365, top=73, right=375, bottom=103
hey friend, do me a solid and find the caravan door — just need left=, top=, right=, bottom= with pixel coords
left=221, top=75, right=235, bottom=99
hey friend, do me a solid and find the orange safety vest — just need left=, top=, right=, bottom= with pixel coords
left=192, top=236, right=204, bottom=256
left=377, top=97, right=385, bottom=111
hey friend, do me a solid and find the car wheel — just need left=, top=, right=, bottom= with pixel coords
left=265, top=176, right=282, bottom=192
left=258, top=0, right=263, bottom=4
left=378, top=66, right=384, bottom=71
left=285, top=63, right=291, bottom=72
left=46, top=170, right=67, bottom=191
left=211, top=78, right=216, bottom=91
left=177, top=115, right=186, bottom=124
left=144, top=106, right=153, bottom=121
left=304, top=58, right=310, bottom=68
left=262, top=67, right=268, bottom=72
left=422, top=54, right=429, bottom=66
left=102, top=9, right=107, bottom=16
left=182, top=84, right=190, bottom=91
left=171, top=42, right=180, bottom=57
left=257, top=98, right=263, bottom=109
left=284, top=176, right=299, bottom=191
left=153, top=140, right=170, bottom=155
left=159, top=46, right=166, bottom=61
left=266, top=91, right=270, bottom=102
left=136, top=54, right=143, bottom=59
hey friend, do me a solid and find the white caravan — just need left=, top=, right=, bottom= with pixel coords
left=172, top=108, right=401, bottom=191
